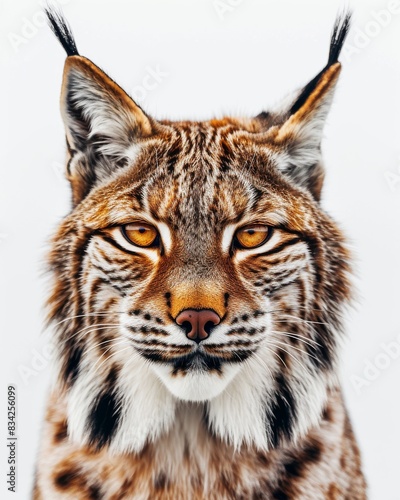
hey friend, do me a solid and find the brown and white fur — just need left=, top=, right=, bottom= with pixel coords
left=34, top=9, right=366, bottom=499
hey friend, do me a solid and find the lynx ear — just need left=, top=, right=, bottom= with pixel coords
left=60, top=56, right=152, bottom=156
left=46, top=9, right=153, bottom=204
left=261, top=12, right=351, bottom=200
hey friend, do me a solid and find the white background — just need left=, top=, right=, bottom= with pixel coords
left=1, top=0, right=400, bottom=498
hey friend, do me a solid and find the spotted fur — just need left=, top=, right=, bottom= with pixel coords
left=34, top=9, right=366, bottom=499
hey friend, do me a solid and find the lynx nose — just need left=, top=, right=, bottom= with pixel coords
left=175, top=309, right=221, bottom=343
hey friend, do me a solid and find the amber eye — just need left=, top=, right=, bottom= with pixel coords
left=235, top=225, right=271, bottom=249
left=122, top=223, right=158, bottom=247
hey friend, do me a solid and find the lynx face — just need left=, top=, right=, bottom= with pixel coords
left=47, top=11, right=351, bottom=453
left=67, top=123, right=323, bottom=404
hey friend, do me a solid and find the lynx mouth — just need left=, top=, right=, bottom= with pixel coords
left=138, top=348, right=255, bottom=374
left=148, top=349, right=249, bottom=401
left=170, top=351, right=224, bottom=374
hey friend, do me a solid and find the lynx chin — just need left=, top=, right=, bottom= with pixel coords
left=34, top=8, right=366, bottom=500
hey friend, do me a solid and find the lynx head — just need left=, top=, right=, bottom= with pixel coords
left=46, top=9, right=352, bottom=453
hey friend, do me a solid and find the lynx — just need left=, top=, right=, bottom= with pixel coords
left=34, top=9, right=366, bottom=499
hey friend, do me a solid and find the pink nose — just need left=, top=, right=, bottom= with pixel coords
left=175, top=309, right=221, bottom=343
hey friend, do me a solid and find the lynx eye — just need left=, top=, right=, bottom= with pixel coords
left=235, top=225, right=272, bottom=249
left=122, top=223, right=158, bottom=248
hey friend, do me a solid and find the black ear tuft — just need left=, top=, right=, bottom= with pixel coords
left=45, top=7, right=79, bottom=57
left=289, top=10, right=351, bottom=115
left=327, top=10, right=352, bottom=66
